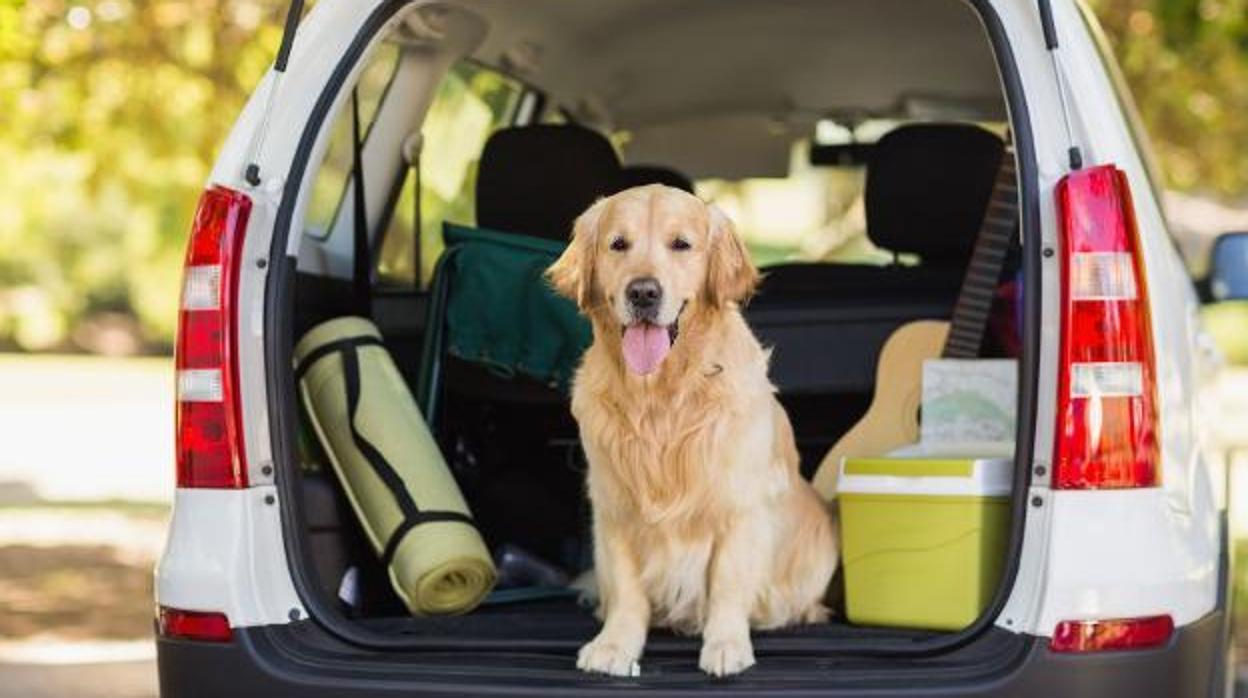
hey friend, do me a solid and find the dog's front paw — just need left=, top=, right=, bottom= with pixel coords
left=577, top=637, right=641, bottom=677
left=699, top=637, right=756, bottom=677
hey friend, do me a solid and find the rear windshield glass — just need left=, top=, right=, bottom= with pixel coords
left=695, top=120, right=1007, bottom=267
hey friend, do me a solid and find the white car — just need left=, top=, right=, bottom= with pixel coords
left=155, top=0, right=1247, bottom=695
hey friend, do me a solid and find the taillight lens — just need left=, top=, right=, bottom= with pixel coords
left=1050, top=615, right=1173, bottom=652
left=157, top=606, right=233, bottom=642
left=1054, top=165, right=1159, bottom=489
left=175, top=186, right=252, bottom=489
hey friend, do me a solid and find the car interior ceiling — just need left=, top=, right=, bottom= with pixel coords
left=289, top=0, right=1020, bottom=642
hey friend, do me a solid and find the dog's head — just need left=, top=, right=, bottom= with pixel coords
left=547, top=184, right=758, bottom=375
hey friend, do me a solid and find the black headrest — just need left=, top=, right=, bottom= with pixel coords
left=865, top=124, right=1005, bottom=264
left=476, top=125, right=621, bottom=241
left=614, top=165, right=695, bottom=194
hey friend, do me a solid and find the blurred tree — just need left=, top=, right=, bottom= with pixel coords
left=0, top=0, right=284, bottom=351
left=1, top=0, right=1247, bottom=352
left=1089, top=0, right=1248, bottom=196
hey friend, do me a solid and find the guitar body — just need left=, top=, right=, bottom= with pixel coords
left=811, top=320, right=950, bottom=500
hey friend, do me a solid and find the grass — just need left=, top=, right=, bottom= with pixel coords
left=1235, top=540, right=1248, bottom=662
left=0, top=500, right=169, bottom=519
left=1231, top=509, right=1248, bottom=662
left=1204, top=301, right=1248, bottom=366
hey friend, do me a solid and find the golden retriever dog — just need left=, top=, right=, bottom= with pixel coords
left=547, top=185, right=838, bottom=677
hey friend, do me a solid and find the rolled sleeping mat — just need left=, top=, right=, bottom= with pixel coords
left=295, top=317, right=496, bottom=615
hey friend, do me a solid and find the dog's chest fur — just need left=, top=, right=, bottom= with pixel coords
left=575, top=359, right=778, bottom=632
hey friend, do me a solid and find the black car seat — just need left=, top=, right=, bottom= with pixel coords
left=422, top=123, right=622, bottom=409
left=747, top=124, right=1007, bottom=396
left=756, top=123, right=1005, bottom=303
left=476, top=124, right=621, bottom=241
left=613, top=164, right=696, bottom=194
left=744, top=124, right=1009, bottom=476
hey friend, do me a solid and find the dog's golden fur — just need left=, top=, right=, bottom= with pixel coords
left=547, top=185, right=838, bottom=677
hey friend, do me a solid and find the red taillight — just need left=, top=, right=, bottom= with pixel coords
left=175, top=186, right=252, bottom=489
left=1054, top=165, right=1159, bottom=489
left=158, top=607, right=233, bottom=642
left=1050, top=615, right=1173, bottom=653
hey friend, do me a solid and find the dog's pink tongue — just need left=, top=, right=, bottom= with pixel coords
left=621, top=324, right=671, bottom=375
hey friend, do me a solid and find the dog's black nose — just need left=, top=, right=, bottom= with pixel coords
left=625, top=277, right=662, bottom=316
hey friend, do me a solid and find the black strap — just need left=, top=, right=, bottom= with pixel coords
left=294, top=335, right=384, bottom=383
left=297, top=334, right=476, bottom=567
left=381, top=511, right=478, bottom=565
left=351, top=90, right=372, bottom=316
left=942, top=144, right=1018, bottom=359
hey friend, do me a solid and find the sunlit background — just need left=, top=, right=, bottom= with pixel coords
left=0, top=0, right=1247, bottom=695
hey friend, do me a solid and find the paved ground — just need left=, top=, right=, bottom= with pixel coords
left=0, top=357, right=166, bottom=697
left=0, top=355, right=172, bottom=504
left=0, top=659, right=156, bottom=698
left=0, top=507, right=165, bottom=697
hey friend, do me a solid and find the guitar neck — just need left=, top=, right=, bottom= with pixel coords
left=942, top=147, right=1018, bottom=360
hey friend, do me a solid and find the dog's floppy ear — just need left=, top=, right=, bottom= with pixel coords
left=704, top=204, right=759, bottom=307
left=546, top=198, right=607, bottom=311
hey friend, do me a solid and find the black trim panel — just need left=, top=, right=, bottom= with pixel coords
left=157, top=611, right=1225, bottom=697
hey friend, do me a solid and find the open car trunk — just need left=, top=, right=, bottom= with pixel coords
left=267, top=0, right=1041, bottom=684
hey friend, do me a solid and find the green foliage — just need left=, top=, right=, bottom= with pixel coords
left=2, top=0, right=1248, bottom=352
left=0, top=0, right=285, bottom=350
left=1088, top=0, right=1248, bottom=195
left=1204, top=300, right=1248, bottom=364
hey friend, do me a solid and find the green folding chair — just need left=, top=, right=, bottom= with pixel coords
left=415, top=222, right=592, bottom=421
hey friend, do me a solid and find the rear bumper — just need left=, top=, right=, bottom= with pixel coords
left=157, top=609, right=1228, bottom=698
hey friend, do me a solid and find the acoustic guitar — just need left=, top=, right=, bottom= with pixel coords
left=811, top=146, right=1018, bottom=501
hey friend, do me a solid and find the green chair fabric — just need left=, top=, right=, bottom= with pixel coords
left=431, top=223, right=591, bottom=395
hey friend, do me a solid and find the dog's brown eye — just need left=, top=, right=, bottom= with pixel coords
left=610, top=237, right=630, bottom=252
left=671, top=237, right=692, bottom=251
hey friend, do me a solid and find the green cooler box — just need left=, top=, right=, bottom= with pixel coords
left=837, top=457, right=1011, bottom=631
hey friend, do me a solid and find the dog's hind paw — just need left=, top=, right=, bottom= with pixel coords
left=699, top=638, right=756, bottom=677
left=577, top=638, right=641, bottom=677
left=800, top=603, right=830, bottom=624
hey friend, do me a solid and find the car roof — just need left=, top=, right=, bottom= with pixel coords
left=450, top=0, right=1005, bottom=177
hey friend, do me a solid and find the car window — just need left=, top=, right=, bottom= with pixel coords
left=697, top=120, right=971, bottom=267
left=376, top=62, right=526, bottom=289
left=303, top=43, right=401, bottom=242
left=695, top=119, right=1011, bottom=267
left=697, top=141, right=890, bottom=268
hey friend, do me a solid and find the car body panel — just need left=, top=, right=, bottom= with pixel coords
left=990, top=0, right=1222, bottom=638
left=156, top=487, right=304, bottom=626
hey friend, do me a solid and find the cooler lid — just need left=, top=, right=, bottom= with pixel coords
left=836, top=457, right=1012, bottom=497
